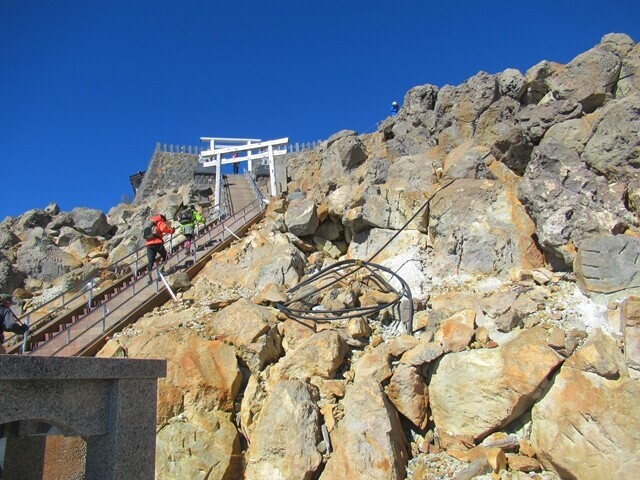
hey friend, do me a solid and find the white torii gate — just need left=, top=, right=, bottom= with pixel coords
left=199, top=136, right=289, bottom=216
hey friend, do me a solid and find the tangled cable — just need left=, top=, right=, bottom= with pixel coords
left=276, top=258, right=414, bottom=331
left=275, top=179, right=455, bottom=333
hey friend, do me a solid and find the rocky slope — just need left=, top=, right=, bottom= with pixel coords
left=4, top=32, right=640, bottom=480
left=0, top=181, right=210, bottom=311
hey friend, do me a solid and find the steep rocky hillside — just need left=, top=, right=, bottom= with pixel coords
left=4, top=33, right=640, bottom=480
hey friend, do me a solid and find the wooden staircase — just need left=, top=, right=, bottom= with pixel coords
left=6, top=176, right=266, bottom=357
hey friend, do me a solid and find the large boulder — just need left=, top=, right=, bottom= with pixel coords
left=497, top=68, right=526, bottom=100
left=518, top=140, right=633, bottom=269
left=328, top=133, right=367, bottom=170
left=542, top=35, right=623, bottom=112
left=285, top=198, right=319, bottom=237
left=44, top=202, right=60, bottom=216
left=385, top=151, right=440, bottom=191
left=347, top=185, right=430, bottom=232
left=442, top=143, right=495, bottom=180
left=107, top=236, right=142, bottom=265
left=541, top=116, right=592, bottom=154
left=581, top=94, right=640, bottom=183
left=517, top=99, right=583, bottom=145
left=70, top=207, right=113, bottom=237
left=202, top=299, right=282, bottom=374
left=473, top=97, right=532, bottom=174
left=354, top=343, right=392, bottom=383
left=320, top=379, right=409, bottom=480
left=244, top=380, right=323, bottom=480
left=326, top=129, right=357, bottom=147
left=385, top=363, right=429, bottom=429
left=57, top=227, right=102, bottom=259
left=15, top=234, right=82, bottom=281
left=400, top=84, right=439, bottom=118
left=531, top=339, right=640, bottom=479
left=148, top=193, right=184, bottom=222
left=45, top=213, right=75, bottom=233
left=156, top=410, right=241, bottom=480
left=429, top=327, right=563, bottom=441
left=194, top=225, right=306, bottom=294
left=434, top=71, right=498, bottom=152
left=132, top=330, right=241, bottom=422
left=574, top=234, right=640, bottom=297
left=12, top=209, right=52, bottom=240
left=618, top=41, right=640, bottom=98
left=597, top=32, right=636, bottom=58
left=563, top=328, right=628, bottom=378
left=0, top=227, right=20, bottom=251
left=429, top=178, right=543, bottom=276
left=381, top=84, right=439, bottom=152
left=522, top=60, right=564, bottom=105
left=268, top=330, right=348, bottom=387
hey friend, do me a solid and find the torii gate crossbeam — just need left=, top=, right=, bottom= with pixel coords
left=199, top=137, right=288, bottom=216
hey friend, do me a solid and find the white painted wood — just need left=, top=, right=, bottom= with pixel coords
left=215, top=156, right=221, bottom=217
left=268, top=144, right=277, bottom=196
left=200, top=137, right=261, bottom=143
left=198, top=137, right=289, bottom=209
left=199, top=137, right=289, bottom=158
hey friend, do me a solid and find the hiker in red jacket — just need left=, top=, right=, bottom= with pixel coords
left=145, top=214, right=175, bottom=282
left=1, top=294, right=28, bottom=354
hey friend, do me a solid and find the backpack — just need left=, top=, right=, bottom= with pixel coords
left=143, top=221, right=159, bottom=241
left=178, top=210, right=192, bottom=225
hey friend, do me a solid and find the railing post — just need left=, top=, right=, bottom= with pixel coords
left=102, top=305, right=107, bottom=332
left=21, top=314, right=30, bottom=354
left=87, top=279, right=94, bottom=310
left=134, top=251, right=139, bottom=276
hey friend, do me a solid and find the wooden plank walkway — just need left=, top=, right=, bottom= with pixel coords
left=11, top=173, right=265, bottom=357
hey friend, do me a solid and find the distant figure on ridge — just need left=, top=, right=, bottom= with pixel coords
left=143, top=214, right=175, bottom=283
left=391, top=101, right=399, bottom=115
left=178, top=205, right=205, bottom=255
left=0, top=294, right=28, bottom=353
left=232, top=153, right=240, bottom=174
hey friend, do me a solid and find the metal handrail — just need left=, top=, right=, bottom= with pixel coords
left=245, top=170, right=268, bottom=205
left=6, top=181, right=234, bottom=345
left=35, top=200, right=265, bottom=356
left=26, top=175, right=266, bottom=356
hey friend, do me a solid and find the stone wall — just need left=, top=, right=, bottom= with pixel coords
left=133, top=148, right=200, bottom=205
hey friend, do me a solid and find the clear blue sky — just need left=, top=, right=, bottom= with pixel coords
left=1, top=0, right=639, bottom=219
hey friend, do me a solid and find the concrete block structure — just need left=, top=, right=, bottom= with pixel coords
left=0, top=355, right=166, bottom=480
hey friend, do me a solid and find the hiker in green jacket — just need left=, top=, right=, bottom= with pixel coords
left=178, top=205, right=205, bottom=255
